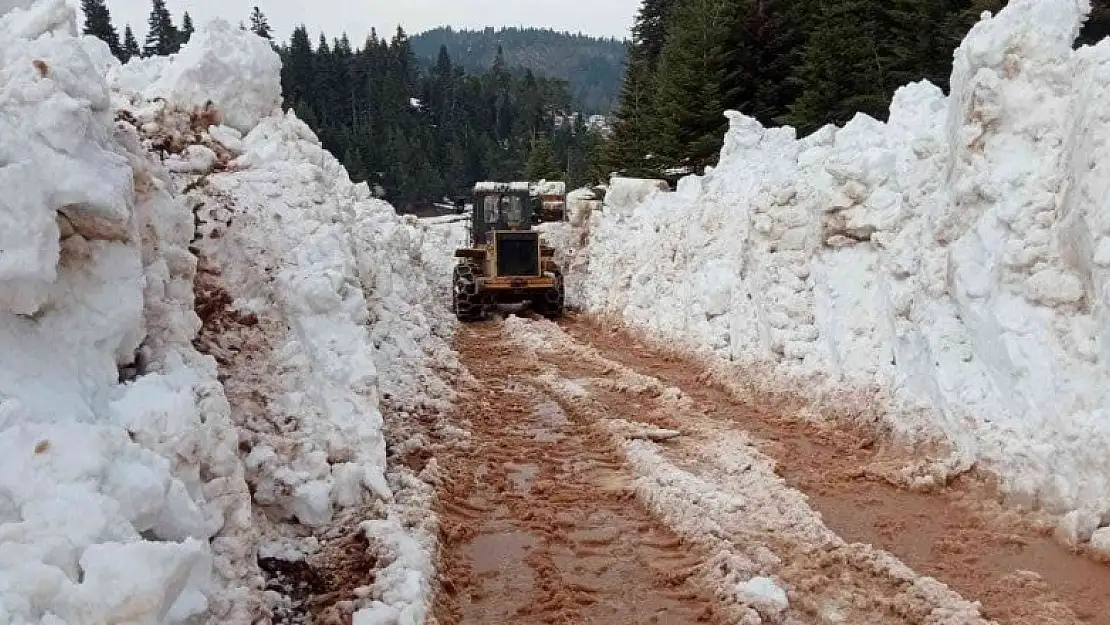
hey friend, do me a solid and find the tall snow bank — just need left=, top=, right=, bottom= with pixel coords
left=109, top=34, right=458, bottom=616
left=573, top=0, right=1110, bottom=516
left=178, top=107, right=456, bottom=623
left=0, top=1, right=258, bottom=623
left=418, top=214, right=471, bottom=285
left=110, top=18, right=281, bottom=133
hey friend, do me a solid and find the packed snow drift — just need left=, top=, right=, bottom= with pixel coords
left=553, top=0, right=1110, bottom=523
left=2, top=1, right=455, bottom=623
left=0, top=2, right=257, bottom=623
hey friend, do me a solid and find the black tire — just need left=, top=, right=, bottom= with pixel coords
left=453, top=263, right=483, bottom=322
left=535, top=268, right=565, bottom=319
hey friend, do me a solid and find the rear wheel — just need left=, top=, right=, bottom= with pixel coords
left=453, top=263, right=484, bottom=322
left=534, top=267, right=565, bottom=319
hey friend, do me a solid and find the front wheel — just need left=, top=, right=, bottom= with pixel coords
left=453, top=264, right=483, bottom=322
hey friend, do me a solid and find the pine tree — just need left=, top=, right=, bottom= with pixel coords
left=81, top=0, right=121, bottom=58
left=281, top=26, right=315, bottom=112
left=250, top=6, right=272, bottom=39
left=631, top=0, right=677, bottom=69
left=603, top=0, right=682, bottom=176
left=604, top=54, right=653, bottom=175
left=782, top=0, right=915, bottom=133
left=392, top=26, right=419, bottom=94
left=122, top=24, right=141, bottom=61
left=333, top=34, right=356, bottom=121
left=1080, top=0, right=1110, bottom=45
left=648, top=0, right=736, bottom=168
left=180, top=12, right=194, bottom=46
left=143, top=0, right=180, bottom=56
left=526, top=137, right=561, bottom=179
left=491, top=43, right=513, bottom=142
left=581, top=129, right=608, bottom=185
left=726, top=0, right=814, bottom=125
left=312, top=34, right=339, bottom=126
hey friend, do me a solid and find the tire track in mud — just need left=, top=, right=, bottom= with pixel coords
left=433, top=323, right=724, bottom=624
left=506, top=318, right=987, bottom=625
left=541, top=313, right=1110, bottom=625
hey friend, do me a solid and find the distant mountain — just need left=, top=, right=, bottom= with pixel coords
left=410, top=27, right=627, bottom=113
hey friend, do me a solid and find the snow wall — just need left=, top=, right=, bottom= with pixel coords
left=1, top=1, right=455, bottom=623
left=0, top=1, right=258, bottom=622
left=561, top=0, right=1110, bottom=518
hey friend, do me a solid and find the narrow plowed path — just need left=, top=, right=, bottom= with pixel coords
left=433, top=323, right=723, bottom=624
left=432, top=314, right=1110, bottom=625
left=553, top=314, right=1110, bottom=625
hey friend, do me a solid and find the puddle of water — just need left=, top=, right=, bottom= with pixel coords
left=465, top=531, right=537, bottom=575
left=460, top=531, right=539, bottom=623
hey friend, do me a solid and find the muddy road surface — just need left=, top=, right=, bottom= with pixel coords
left=429, top=313, right=1110, bottom=625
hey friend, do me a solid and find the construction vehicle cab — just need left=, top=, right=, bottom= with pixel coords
left=452, top=182, right=564, bottom=321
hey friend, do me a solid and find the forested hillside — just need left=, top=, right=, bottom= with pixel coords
left=411, top=27, right=626, bottom=113
left=275, top=27, right=606, bottom=208
left=605, top=0, right=1110, bottom=177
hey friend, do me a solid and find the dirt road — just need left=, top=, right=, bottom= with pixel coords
left=430, top=313, right=1110, bottom=625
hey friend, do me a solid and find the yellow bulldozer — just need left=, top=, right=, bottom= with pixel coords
left=452, top=181, right=564, bottom=321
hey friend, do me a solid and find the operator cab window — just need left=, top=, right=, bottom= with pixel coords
left=483, top=195, right=499, bottom=223
left=502, top=195, right=523, bottom=226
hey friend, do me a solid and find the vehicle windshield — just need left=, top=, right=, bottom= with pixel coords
left=500, top=194, right=524, bottom=225
left=483, top=194, right=499, bottom=223
left=482, top=193, right=525, bottom=226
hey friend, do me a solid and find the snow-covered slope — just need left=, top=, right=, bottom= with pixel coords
left=2, top=1, right=457, bottom=623
left=560, top=0, right=1110, bottom=520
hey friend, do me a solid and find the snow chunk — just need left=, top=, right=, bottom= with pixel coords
left=737, top=576, right=789, bottom=616
left=606, top=418, right=682, bottom=442
left=141, top=18, right=281, bottom=133
left=207, top=124, right=243, bottom=153
left=166, top=144, right=218, bottom=173
left=66, top=539, right=210, bottom=624
left=605, top=177, right=670, bottom=214
left=1089, top=527, right=1110, bottom=559
left=1054, top=508, right=1101, bottom=547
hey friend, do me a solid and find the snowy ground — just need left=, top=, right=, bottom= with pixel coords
left=1, top=2, right=457, bottom=623
left=545, top=0, right=1110, bottom=542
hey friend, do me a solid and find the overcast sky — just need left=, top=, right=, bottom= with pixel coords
left=96, top=0, right=638, bottom=43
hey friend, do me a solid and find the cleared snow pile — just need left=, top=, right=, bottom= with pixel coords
left=0, top=1, right=259, bottom=624
left=418, top=212, right=471, bottom=290
left=565, top=186, right=602, bottom=227
left=536, top=187, right=604, bottom=310
left=111, top=18, right=282, bottom=133
left=571, top=0, right=1110, bottom=521
left=604, top=177, right=670, bottom=212
left=109, top=18, right=458, bottom=623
